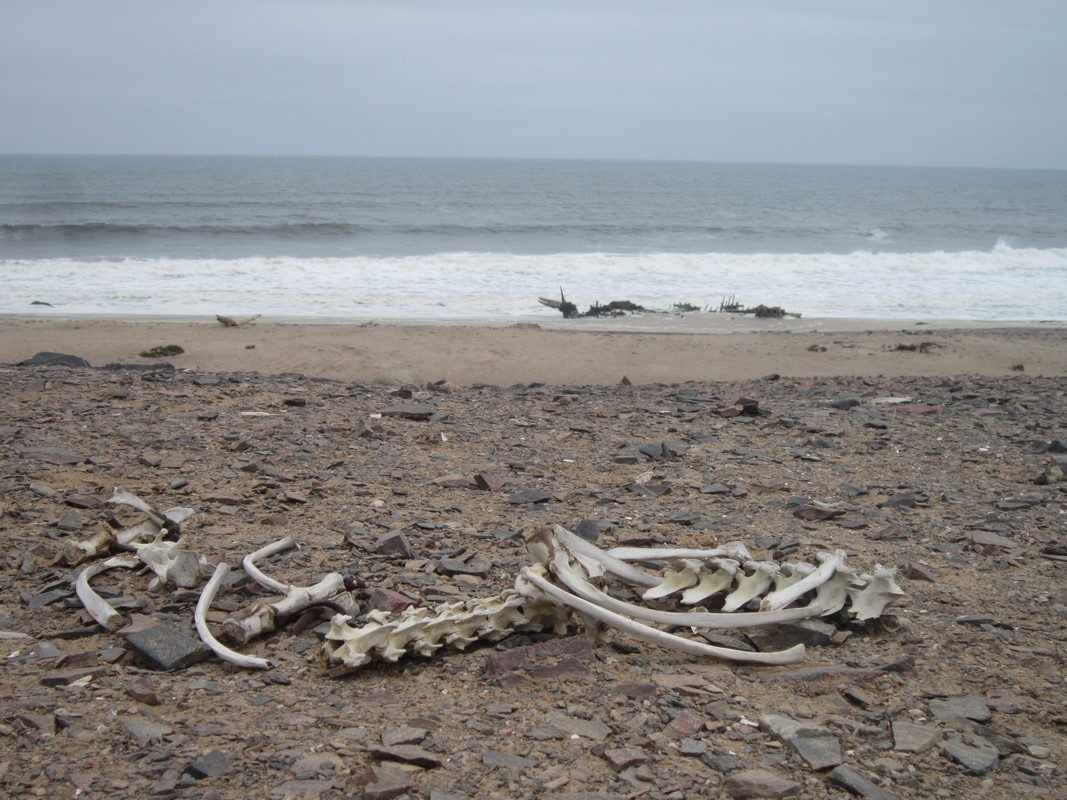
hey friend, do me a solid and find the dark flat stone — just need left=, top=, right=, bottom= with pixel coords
left=20, top=447, right=84, bottom=465
left=19, top=352, right=91, bottom=368
left=379, top=404, right=434, bottom=420
left=125, top=624, right=212, bottom=671
left=828, top=764, right=903, bottom=800
left=507, top=488, right=553, bottom=505
left=186, top=748, right=231, bottom=779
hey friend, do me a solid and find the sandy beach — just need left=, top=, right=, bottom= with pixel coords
left=1, top=314, right=1064, bottom=385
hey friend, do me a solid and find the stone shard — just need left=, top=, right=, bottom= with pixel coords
left=828, top=764, right=904, bottom=800
left=723, top=768, right=801, bottom=799
left=759, top=713, right=843, bottom=770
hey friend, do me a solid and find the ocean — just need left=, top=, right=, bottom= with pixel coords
left=1, top=154, right=1065, bottom=322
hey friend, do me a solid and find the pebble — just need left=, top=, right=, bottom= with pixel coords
left=185, top=749, right=232, bottom=779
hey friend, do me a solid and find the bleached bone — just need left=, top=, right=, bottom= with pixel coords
left=221, top=537, right=352, bottom=646
left=812, top=562, right=865, bottom=616
left=195, top=563, right=270, bottom=670
left=722, top=561, right=779, bottom=612
left=552, top=526, right=659, bottom=587
left=223, top=572, right=349, bottom=645
left=323, top=590, right=568, bottom=670
left=243, top=536, right=298, bottom=593
left=134, top=534, right=216, bottom=591
left=846, top=565, right=905, bottom=621
left=517, top=566, right=806, bottom=665
left=108, top=487, right=195, bottom=545
left=59, top=528, right=116, bottom=566
left=75, top=557, right=137, bottom=632
left=548, top=545, right=822, bottom=629
left=680, top=558, right=739, bottom=605
left=315, top=526, right=902, bottom=674
left=608, top=541, right=753, bottom=563
left=761, top=551, right=846, bottom=611
left=642, top=560, right=701, bottom=600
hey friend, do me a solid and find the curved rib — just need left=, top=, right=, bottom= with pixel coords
left=552, top=526, right=659, bottom=587
left=520, top=568, right=806, bottom=665
left=75, top=557, right=137, bottom=632
left=550, top=550, right=821, bottom=629
left=242, top=536, right=297, bottom=593
left=195, top=563, right=270, bottom=670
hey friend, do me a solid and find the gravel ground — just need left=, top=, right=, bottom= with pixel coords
left=1, top=362, right=1064, bottom=799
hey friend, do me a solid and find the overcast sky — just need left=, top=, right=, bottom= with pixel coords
left=2, top=1, right=1065, bottom=168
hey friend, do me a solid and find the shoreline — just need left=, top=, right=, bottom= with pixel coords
left=1, top=314, right=1064, bottom=385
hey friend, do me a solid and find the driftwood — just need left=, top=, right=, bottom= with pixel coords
left=216, top=314, right=261, bottom=327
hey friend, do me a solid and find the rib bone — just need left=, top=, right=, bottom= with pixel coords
left=195, top=563, right=271, bottom=670
left=75, top=557, right=137, bottom=632
left=517, top=566, right=806, bottom=665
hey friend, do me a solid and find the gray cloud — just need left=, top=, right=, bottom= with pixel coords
left=2, top=0, right=1064, bottom=167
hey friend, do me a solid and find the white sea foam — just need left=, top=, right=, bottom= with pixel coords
left=3, top=244, right=1065, bottom=322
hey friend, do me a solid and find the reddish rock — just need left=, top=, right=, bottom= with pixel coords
left=601, top=747, right=647, bottom=772
left=662, top=709, right=706, bottom=739
left=473, top=473, right=508, bottom=492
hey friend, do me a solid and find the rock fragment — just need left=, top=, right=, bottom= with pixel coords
left=723, top=768, right=801, bottom=798
left=124, top=624, right=212, bottom=671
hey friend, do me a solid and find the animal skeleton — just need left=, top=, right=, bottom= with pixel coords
left=70, top=488, right=904, bottom=672
left=321, top=525, right=904, bottom=673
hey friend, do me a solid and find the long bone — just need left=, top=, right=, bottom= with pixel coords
left=221, top=538, right=350, bottom=646
left=517, top=566, right=806, bottom=665
left=195, top=563, right=271, bottom=669
left=74, top=556, right=137, bottom=632
left=551, top=526, right=660, bottom=587
left=60, top=528, right=116, bottom=566
left=108, top=487, right=193, bottom=541
left=608, top=541, right=753, bottom=563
